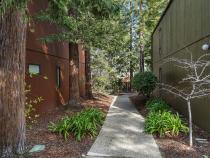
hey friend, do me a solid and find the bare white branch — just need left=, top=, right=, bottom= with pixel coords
left=191, top=93, right=210, bottom=99
left=196, top=53, right=210, bottom=64
left=160, top=51, right=210, bottom=147
left=200, top=74, right=210, bottom=82
left=158, top=83, right=188, bottom=100
left=198, top=61, right=210, bottom=78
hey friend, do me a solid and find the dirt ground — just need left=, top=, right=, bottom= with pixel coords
left=25, top=93, right=113, bottom=158
left=130, top=95, right=210, bottom=158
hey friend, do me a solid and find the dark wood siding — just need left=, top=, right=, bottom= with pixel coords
left=152, top=0, right=210, bottom=132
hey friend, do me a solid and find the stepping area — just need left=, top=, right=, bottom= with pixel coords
left=86, top=94, right=162, bottom=158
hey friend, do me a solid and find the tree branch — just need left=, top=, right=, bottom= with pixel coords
left=158, top=83, right=188, bottom=100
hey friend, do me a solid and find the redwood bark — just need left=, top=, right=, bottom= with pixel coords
left=69, top=43, right=80, bottom=106
left=0, top=8, right=26, bottom=157
left=85, top=49, right=93, bottom=99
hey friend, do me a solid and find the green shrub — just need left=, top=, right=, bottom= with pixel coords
left=132, top=72, right=157, bottom=97
left=146, top=98, right=170, bottom=112
left=49, top=108, right=105, bottom=141
left=145, top=111, right=189, bottom=137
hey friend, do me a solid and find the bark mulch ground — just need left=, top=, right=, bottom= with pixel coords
left=25, top=93, right=113, bottom=158
left=130, top=95, right=210, bottom=158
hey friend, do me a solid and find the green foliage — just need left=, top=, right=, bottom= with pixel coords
left=35, top=0, right=123, bottom=47
left=146, top=98, right=170, bottom=112
left=138, top=0, right=170, bottom=67
left=145, top=111, right=189, bottom=137
left=132, top=71, right=157, bottom=97
left=92, top=76, right=110, bottom=92
left=49, top=108, right=105, bottom=141
left=91, top=49, right=123, bottom=93
left=0, top=0, right=28, bottom=17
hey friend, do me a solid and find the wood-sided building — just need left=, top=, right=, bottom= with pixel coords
left=152, top=0, right=210, bottom=132
left=26, top=0, right=86, bottom=114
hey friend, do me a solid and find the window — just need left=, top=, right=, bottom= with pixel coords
left=28, top=64, right=40, bottom=75
left=56, top=66, right=61, bottom=88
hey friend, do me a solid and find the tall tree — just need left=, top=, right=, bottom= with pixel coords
left=139, top=0, right=144, bottom=72
left=129, top=0, right=134, bottom=91
left=138, top=0, right=169, bottom=69
left=69, top=43, right=80, bottom=106
left=0, top=1, right=27, bottom=157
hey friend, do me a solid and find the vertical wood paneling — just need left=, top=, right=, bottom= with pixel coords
left=201, top=0, right=210, bottom=37
left=153, top=0, right=210, bottom=63
left=192, top=0, right=202, bottom=41
left=177, top=0, right=185, bottom=50
left=171, top=2, right=175, bottom=53
left=152, top=0, right=210, bottom=132
left=184, top=0, right=191, bottom=46
left=167, top=10, right=171, bottom=55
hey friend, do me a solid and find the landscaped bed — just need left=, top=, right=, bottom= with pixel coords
left=25, top=93, right=113, bottom=158
left=130, top=95, right=210, bottom=158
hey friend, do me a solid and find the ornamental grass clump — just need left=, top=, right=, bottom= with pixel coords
left=145, top=111, right=189, bottom=137
left=48, top=108, right=105, bottom=141
left=146, top=98, right=170, bottom=112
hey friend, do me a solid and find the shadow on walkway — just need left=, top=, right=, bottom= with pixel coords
left=86, top=94, right=161, bottom=158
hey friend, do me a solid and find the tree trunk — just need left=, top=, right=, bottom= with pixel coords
left=140, top=49, right=144, bottom=72
left=85, top=49, right=93, bottom=99
left=139, top=0, right=144, bottom=72
left=69, top=43, right=80, bottom=106
left=129, top=62, right=133, bottom=92
left=129, top=0, right=133, bottom=92
left=187, top=99, right=193, bottom=147
left=0, top=8, right=26, bottom=157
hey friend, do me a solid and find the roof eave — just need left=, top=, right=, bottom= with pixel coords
left=151, top=0, right=174, bottom=37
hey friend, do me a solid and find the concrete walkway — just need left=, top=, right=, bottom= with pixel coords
left=86, top=94, right=162, bottom=158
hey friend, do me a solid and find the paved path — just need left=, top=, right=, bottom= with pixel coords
left=86, top=94, right=162, bottom=158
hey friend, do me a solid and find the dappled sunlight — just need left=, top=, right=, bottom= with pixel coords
left=56, top=88, right=65, bottom=106
left=60, top=70, right=64, bottom=80
left=70, top=60, right=79, bottom=75
left=87, top=94, right=161, bottom=157
left=41, top=43, right=49, bottom=54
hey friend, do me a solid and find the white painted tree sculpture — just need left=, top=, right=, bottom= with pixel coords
left=159, top=52, right=210, bottom=147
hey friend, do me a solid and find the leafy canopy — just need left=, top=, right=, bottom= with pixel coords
left=35, top=0, right=123, bottom=47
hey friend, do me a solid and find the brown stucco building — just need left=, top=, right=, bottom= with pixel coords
left=26, top=0, right=86, bottom=113
left=152, top=0, right=210, bottom=132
